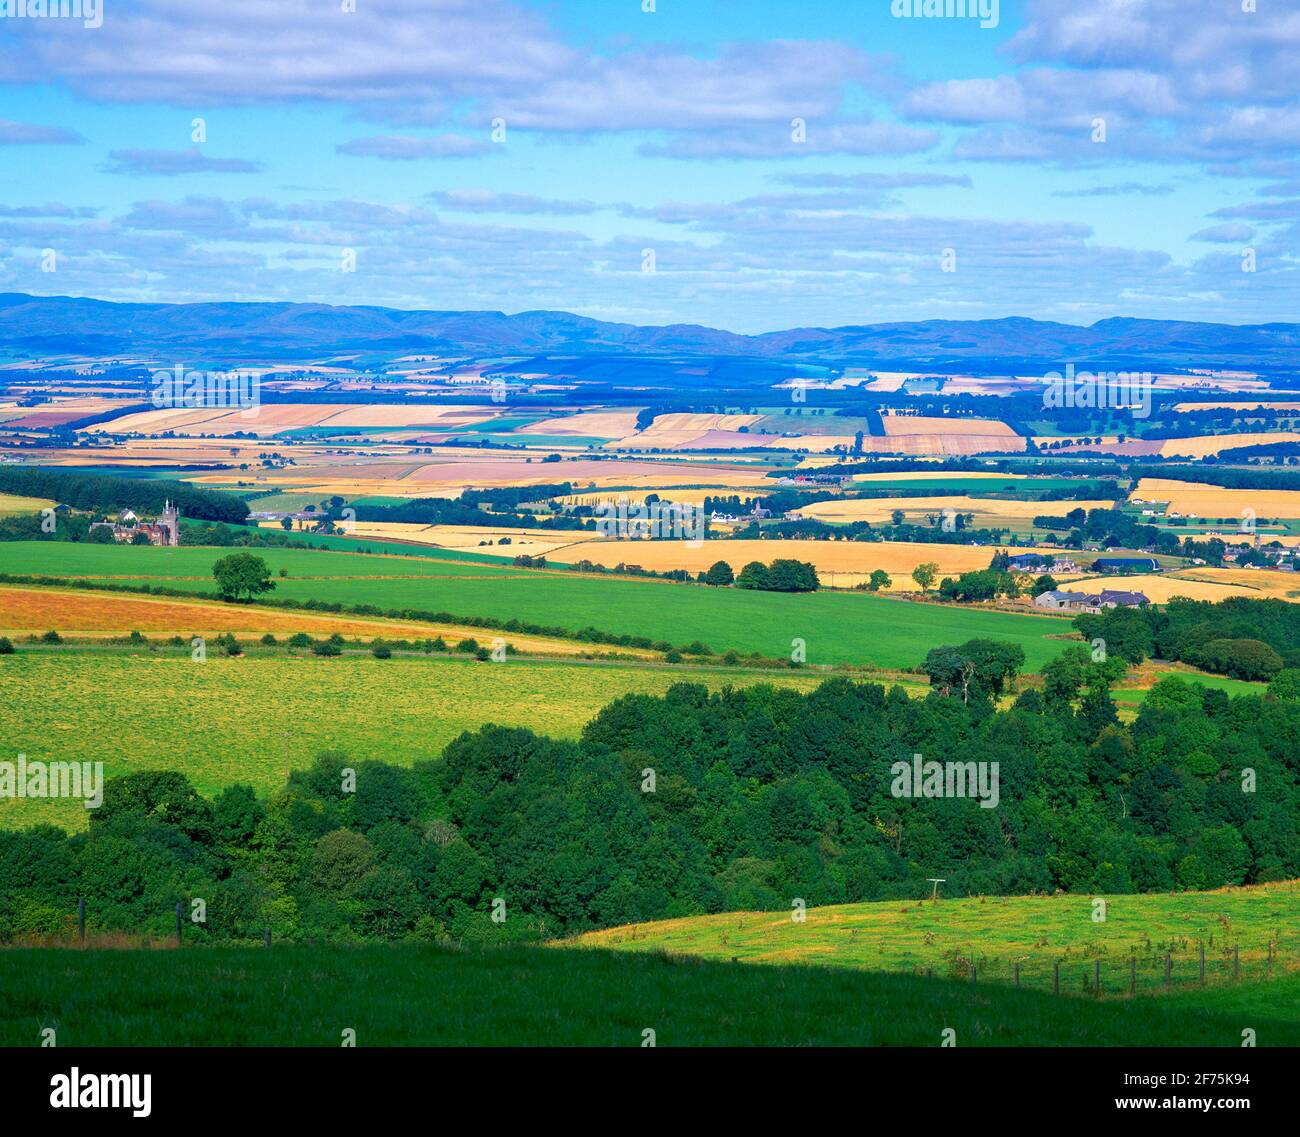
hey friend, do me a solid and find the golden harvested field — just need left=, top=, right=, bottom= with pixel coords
left=859, top=435, right=1026, bottom=456
left=519, top=410, right=643, bottom=437
left=852, top=470, right=1026, bottom=483
left=27, top=438, right=352, bottom=467
left=0, top=492, right=54, bottom=515
left=631, top=430, right=856, bottom=452
left=316, top=404, right=498, bottom=428
left=339, top=522, right=593, bottom=559
left=1170, top=568, right=1300, bottom=600
left=1158, top=432, right=1300, bottom=458
left=610, top=412, right=764, bottom=448
left=1132, top=478, right=1300, bottom=519
left=866, top=415, right=1025, bottom=455
left=1172, top=401, right=1300, bottom=412
left=189, top=455, right=774, bottom=498
left=1151, top=373, right=1265, bottom=391
left=881, top=414, right=1018, bottom=438
left=547, top=538, right=1061, bottom=586
left=87, top=403, right=503, bottom=437
left=940, top=377, right=1037, bottom=396
left=0, top=585, right=644, bottom=655
left=1066, top=574, right=1241, bottom=603
left=85, top=407, right=228, bottom=434
left=1067, top=570, right=1300, bottom=604
left=799, top=495, right=1115, bottom=525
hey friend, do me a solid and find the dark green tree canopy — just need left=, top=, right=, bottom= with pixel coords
left=212, top=552, right=276, bottom=603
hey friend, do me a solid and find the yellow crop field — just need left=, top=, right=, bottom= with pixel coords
left=610, top=411, right=764, bottom=448
left=0, top=492, right=54, bottom=515
left=1158, top=432, right=1300, bottom=458
left=1065, top=575, right=1242, bottom=603
left=881, top=415, right=1018, bottom=438
left=854, top=415, right=1026, bottom=455
left=89, top=403, right=368, bottom=437
left=852, top=471, right=1026, bottom=483
left=550, top=537, right=1060, bottom=586
left=799, top=496, right=1114, bottom=524
left=1132, top=478, right=1300, bottom=519
left=317, top=404, right=498, bottom=427
left=1172, top=401, right=1300, bottom=412
left=1170, top=568, right=1300, bottom=600
left=519, top=410, right=643, bottom=437
left=0, top=585, right=643, bottom=655
left=85, top=407, right=230, bottom=434
left=340, top=522, right=593, bottom=559
left=1066, top=570, right=1300, bottom=604
left=186, top=453, right=775, bottom=498
left=643, top=412, right=765, bottom=434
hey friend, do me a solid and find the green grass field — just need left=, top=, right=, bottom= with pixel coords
left=1115, top=673, right=1266, bottom=703
left=567, top=883, right=1300, bottom=1000
left=2, top=943, right=1294, bottom=1046
left=0, top=650, right=826, bottom=831
left=0, top=541, right=1076, bottom=670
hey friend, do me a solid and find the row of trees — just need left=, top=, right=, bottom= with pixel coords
left=699, top=558, right=819, bottom=592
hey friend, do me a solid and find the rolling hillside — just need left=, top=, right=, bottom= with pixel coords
left=3, top=293, right=1297, bottom=369
left=567, top=883, right=1300, bottom=999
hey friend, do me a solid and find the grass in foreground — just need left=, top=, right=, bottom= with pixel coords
left=566, top=883, right=1300, bottom=1000
left=2, top=943, right=1294, bottom=1046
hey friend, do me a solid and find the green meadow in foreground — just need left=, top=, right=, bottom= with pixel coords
left=568, top=883, right=1300, bottom=999
left=0, top=540, right=1075, bottom=670
left=0, top=650, right=826, bottom=830
left=2, top=944, right=1294, bottom=1046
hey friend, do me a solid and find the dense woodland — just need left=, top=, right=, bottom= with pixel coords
left=3, top=674, right=1296, bottom=944
left=1076, top=596, right=1300, bottom=680
left=0, top=466, right=249, bottom=524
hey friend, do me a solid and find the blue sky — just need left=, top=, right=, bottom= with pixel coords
left=0, top=0, right=1296, bottom=332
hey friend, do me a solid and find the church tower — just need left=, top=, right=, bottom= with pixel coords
left=159, top=500, right=180, bottom=546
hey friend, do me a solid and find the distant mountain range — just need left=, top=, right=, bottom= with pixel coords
left=2, top=292, right=1297, bottom=372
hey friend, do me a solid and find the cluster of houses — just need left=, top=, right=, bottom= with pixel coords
left=709, top=506, right=773, bottom=523
left=1033, top=588, right=1150, bottom=614
left=775, top=473, right=852, bottom=488
left=1006, top=553, right=1081, bottom=574
left=248, top=509, right=323, bottom=526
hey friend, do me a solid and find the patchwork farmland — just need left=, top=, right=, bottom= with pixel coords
left=0, top=540, right=1078, bottom=670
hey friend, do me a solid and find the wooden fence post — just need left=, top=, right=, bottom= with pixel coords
left=1014, top=962, right=1020, bottom=987
left=1165, top=954, right=1172, bottom=990
left=1053, top=960, right=1060, bottom=995
left=175, top=900, right=182, bottom=947
left=77, top=896, right=85, bottom=945
left=970, top=962, right=976, bottom=984
left=1130, top=956, right=1136, bottom=996
left=1199, top=942, right=1205, bottom=985
left=264, top=928, right=272, bottom=948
